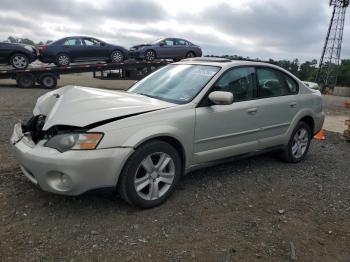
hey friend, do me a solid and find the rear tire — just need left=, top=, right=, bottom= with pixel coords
left=10, top=53, right=29, bottom=69
left=118, top=140, right=182, bottom=208
left=16, top=73, right=35, bottom=88
left=281, top=122, right=312, bottom=163
left=186, top=51, right=195, bottom=58
left=55, top=53, right=71, bottom=66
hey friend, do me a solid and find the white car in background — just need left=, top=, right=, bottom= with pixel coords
left=11, top=58, right=325, bottom=208
left=303, top=81, right=320, bottom=90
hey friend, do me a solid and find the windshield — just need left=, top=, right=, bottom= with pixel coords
left=128, top=64, right=220, bottom=104
left=149, top=38, right=163, bottom=44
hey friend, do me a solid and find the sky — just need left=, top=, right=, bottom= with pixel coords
left=0, top=0, right=349, bottom=61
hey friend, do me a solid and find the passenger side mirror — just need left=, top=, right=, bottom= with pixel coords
left=208, top=91, right=234, bottom=105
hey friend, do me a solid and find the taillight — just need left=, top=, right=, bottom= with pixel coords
left=37, top=45, right=48, bottom=53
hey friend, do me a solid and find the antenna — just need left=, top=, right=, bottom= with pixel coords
left=315, top=0, right=349, bottom=92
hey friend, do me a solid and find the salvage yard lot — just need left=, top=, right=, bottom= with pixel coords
left=0, top=76, right=350, bottom=261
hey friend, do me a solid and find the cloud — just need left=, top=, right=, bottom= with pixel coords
left=0, top=0, right=348, bottom=61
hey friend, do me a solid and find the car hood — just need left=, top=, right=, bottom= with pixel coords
left=131, top=44, right=152, bottom=49
left=35, top=86, right=176, bottom=130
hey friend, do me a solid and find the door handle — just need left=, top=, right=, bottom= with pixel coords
left=247, top=108, right=258, bottom=114
left=289, top=102, right=297, bottom=108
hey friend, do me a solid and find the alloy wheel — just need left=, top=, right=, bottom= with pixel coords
left=145, top=50, right=155, bottom=61
left=134, top=152, right=175, bottom=201
left=111, top=51, right=123, bottom=62
left=57, top=55, right=70, bottom=66
left=291, top=128, right=309, bottom=159
left=12, top=55, right=28, bottom=69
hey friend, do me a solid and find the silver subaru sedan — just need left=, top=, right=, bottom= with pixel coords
left=11, top=58, right=325, bottom=208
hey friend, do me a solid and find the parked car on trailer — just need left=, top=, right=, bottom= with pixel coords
left=38, top=36, right=128, bottom=66
left=129, top=38, right=202, bottom=61
left=11, top=58, right=324, bottom=208
left=0, top=42, right=37, bottom=69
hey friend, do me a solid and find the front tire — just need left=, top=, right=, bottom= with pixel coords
left=110, top=50, right=124, bottom=63
left=144, top=50, right=156, bottom=61
left=281, top=122, right=312, bottom=163
left=118, top=140, right=182, bottom=208
left=10, top=53, right=29, bottom=69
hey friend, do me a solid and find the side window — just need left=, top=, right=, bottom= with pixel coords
left=174, top=39, right=186, bottom=46
left=64, top=38, right=82, bottom=46
left=257, top=68, right=292, bottom=98
left=164, top=39, right=174, bottom=46
left=213, top=67, right=257, bottom=101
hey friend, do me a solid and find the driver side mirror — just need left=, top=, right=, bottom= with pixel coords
left=159, top=42, right=165, bottom=47
left=208, top=91, right=234, bottom=105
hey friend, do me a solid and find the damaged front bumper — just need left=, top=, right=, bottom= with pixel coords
left=11, top=123, right=134, bottom=196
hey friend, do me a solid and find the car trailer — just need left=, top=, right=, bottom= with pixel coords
left=0, top=61, right=170, bottom=89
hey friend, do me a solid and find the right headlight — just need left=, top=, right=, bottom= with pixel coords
left=45, top=133, right=104, bottom=152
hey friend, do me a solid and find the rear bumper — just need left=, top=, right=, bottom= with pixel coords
left=11, top=123, right=134, bottom=196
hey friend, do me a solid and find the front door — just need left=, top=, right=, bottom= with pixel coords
left=194, top=67, right=260, bottom=164
left=82, top=38, right=108, bottom=60
left=157, top=39, right=176, bottom=58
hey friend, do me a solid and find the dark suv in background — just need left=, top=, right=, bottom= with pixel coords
left=129, top=38, right=202, bottom=61
left=38, top=36, right=129, bottom=66
left=0, top=42, right=37, bottom=69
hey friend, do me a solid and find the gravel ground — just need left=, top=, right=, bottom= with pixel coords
left=0, top=80, right=350, bottom=261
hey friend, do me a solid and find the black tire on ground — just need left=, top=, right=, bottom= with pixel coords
left=110, top=50, right=124, bottom=63
left=281, top=121, right=312, bottom=163
left=118, top=140, right=182, bottom=208
left=55, top=53, right=71, bottom=66
left=144, top=50, right=156, bottom=61
left=16, top=73, right=36, bottom=88
left=39, top=73, right=57, bottom=89
left=186, top=51, right=196, bottom=58
left=10, top=53, right=29, bottom=69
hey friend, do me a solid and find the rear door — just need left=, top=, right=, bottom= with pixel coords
left=173, top=39, right=188, bottom=58
left=194, top=67, right=261, bottom=164
left=62, top=38, right=85, bottom=60
left=255, top=67, right=300, bottom=148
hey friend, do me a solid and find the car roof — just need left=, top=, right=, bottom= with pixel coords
left=176, top=58, right=294, bottom=72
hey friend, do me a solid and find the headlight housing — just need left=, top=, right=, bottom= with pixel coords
left=45, top=133, right=103, bottom=152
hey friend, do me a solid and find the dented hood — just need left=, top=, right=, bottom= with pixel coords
left=34, top=86, right=176, bottom=130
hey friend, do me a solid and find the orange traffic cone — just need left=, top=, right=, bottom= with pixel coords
left=314, top=129, right=325, bottom=141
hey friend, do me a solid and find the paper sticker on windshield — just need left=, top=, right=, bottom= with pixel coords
left=192, top=69, right=218, bottom=77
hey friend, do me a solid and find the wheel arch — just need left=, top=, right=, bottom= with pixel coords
left=299, top=115, right=315, bottom=135
left=8, top=51, right=29, bottom=63
left=133, top=135, right=187, bottom=175
left=111, top=49, right=126, bottom=59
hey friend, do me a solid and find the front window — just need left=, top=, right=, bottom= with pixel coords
left=213, top=67, right=257, bottom=101
left=128, top=64, right=220, bottom=104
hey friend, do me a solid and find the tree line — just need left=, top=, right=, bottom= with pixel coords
left=207, top=55, right=350, bottom=87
